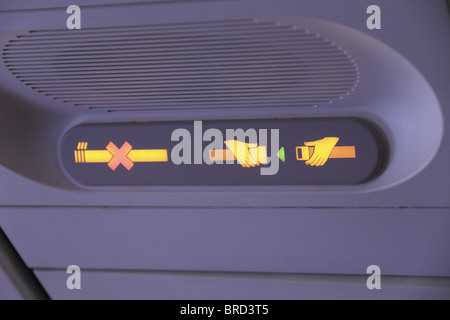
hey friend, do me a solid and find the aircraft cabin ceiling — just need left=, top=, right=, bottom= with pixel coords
left=0, top=0, right=449, bottom=300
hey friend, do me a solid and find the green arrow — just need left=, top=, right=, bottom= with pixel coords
left=277, top=147, right=285, bottom=162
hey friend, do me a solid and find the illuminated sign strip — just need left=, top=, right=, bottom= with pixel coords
left=61, top=118, right=385, bottom=187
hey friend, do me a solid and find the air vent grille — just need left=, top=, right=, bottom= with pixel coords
left=2, top=19, right=359, bottom=112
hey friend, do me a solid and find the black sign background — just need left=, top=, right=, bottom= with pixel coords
left=60, top=118, right=386, bottom=187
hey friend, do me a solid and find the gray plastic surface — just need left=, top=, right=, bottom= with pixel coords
left=0, top=0, right=447, bottom=207
left=2, top=207, right=449, bottom=277
left=0, top=1, right=444, bottom=193
left=35, top=270, right=450, bottom=300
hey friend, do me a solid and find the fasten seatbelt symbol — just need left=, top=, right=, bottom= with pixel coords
left=296, top=137, right=356, bottom=166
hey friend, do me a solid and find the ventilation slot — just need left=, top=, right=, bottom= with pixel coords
left=2, top=18, right=359, bottom=112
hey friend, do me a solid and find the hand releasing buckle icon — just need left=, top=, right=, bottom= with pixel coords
left=209, top=140, right=268, bottom=168
left=224, top=140, right=259, bottom=168
left=297, top=137, right=356, bottom=166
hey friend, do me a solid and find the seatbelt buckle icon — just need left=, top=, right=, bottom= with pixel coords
left=296, top=137, right=356, bottom=167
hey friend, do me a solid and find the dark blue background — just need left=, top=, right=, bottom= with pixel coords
left=61, top=118, right=386, bottom=187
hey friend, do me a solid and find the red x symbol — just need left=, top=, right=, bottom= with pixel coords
left=106, top=142, right=134, bottom=171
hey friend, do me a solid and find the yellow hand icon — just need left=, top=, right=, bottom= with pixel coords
left=304, top=137, right=339, bottom=166
left=224, top=140, right=260, bottom=168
